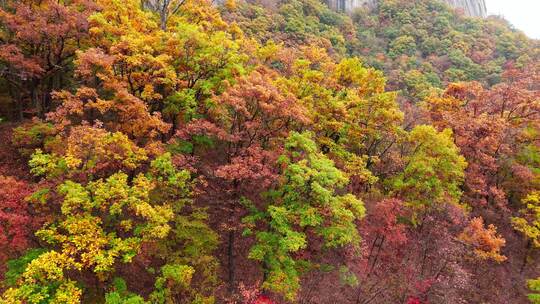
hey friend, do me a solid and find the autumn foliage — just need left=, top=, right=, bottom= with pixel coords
left=0, top=176, right=36, bottom=271
left=0, top=0, right=539, bottom=303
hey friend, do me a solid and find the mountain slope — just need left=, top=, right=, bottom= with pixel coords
left=223, top=0, right=537, bottom=101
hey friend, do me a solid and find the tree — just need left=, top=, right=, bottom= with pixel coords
left=243, top=131, right=365, bottom=301
left=82, top=0, right=246, bottom=136
left=389, top=35, right=417, bottom=58
left=28, top=126, right=149, bottom=180
left=11, top=119, right=57, bottom=157
left=513, top=191, right=540, bottom=249
left=0, top=0, right=95, bottom=118
left=392, top=125, right=467, bottom=218
left=104, top=277, right=147, bottom=304
left=361, top=198, right=408, bottom=276
left=2, top=250, right=83, bottom=304
left=278, top=52, right=404, bottom=187
left=528, top=277, right=540, bottom=304
left=422, top=62, right=540, bottom=304
left=175, top=67, right=308, bottom=293
left=142, top=0, right=186, bottom=30
left=2, top=248, right=46, bottom=287
left=0, top=176, right=37, bottom=275
left=458, top=217, right=506, bottom=263
left=512, top=191, right=540, bottom=273
left=425, top=64, right=540, bottom=210
left=147, top=153, right=220, bottom=303
left=2, top=166, right=174, bottom=301
left=3, top=148, right=217, bottom=303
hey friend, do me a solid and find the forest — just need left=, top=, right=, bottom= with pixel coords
left=0, top=0, right=538, bottom=303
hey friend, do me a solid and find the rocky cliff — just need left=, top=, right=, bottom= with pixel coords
left=325, top=0, right=373, bottom=12
left=325, top=0, right=373, bottom=13
left=444, top=0, right=487, bottom=17
left=326, top=0, right=487, bottom=17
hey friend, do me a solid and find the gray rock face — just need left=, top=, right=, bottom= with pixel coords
left=326, top=0, right=375, bottom=12
left=443, top=0, right=487, bottom=17
left=326, top=0, right=487, bottom=17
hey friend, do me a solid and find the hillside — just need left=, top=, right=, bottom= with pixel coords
left=0, top=0, right=538, bottom=303
left=223, top=0, right=537, bottom=100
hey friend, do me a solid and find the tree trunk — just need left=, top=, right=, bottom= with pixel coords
left=227, top=229, right=235, bottom=294
left=520, top=240, right=531, bottom=273
left=160, top=11, right=167, bottom=30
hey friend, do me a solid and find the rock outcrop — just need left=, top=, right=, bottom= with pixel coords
left=444, top=0, right=487, bottom=17
left=326, top=0, right=487, bottom=18
left=325, top=0, right=375, bottom=13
